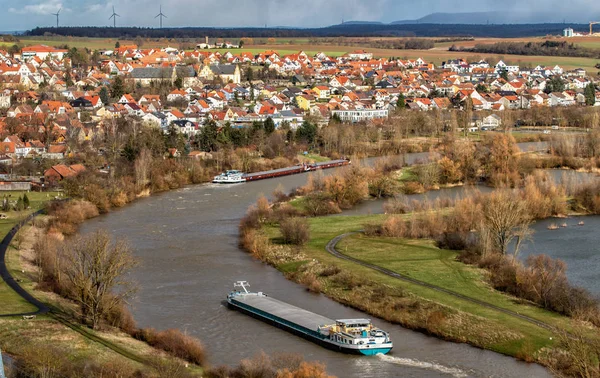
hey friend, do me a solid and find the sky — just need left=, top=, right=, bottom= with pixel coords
left=2, top=0, right=600, bottom=31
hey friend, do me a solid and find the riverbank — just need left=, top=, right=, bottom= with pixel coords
left=250, top=213, right=598, bottom=368
left=0, top=209, right=207, bottom=376
left=0, top=191, right=60, bottom=316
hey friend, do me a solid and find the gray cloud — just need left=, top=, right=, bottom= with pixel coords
left=1, top=0, right=600, bottom=31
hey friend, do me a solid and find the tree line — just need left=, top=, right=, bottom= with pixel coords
left=450, top=40, right=600, bottom=59
left=25, top=23, right=590, bottom=39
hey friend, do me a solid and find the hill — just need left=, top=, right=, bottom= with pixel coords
left=392, top=11, right=594, bottom=25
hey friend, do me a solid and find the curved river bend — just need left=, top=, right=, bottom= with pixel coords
left=80, top=143, right=551, bottom=378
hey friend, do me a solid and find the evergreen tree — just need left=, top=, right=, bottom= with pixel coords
left=500, top=69, right=509, bottom=81
left=115, top=41, right=120, bottom=49
left=296, top=120, right=317, bottom=146
left=23, top=193, right=30, bottom=209
left=396, top=93, right=406, bottom=110
left=15, top=196, right=24, bottom=212
left=110, top=76, right=125, bottom=99
left=199, top=120, right=219, bottom=151
left=165, top=124, right=186, bottom=153
left=217, top=122, right=232, bottom=147
left=65, top=67, right=74, bottom=87
left=584, top=83, right=596, bottom=106
left=476, top=83, right=489, bottom=93
left=174, top=76, right=183, bottom=89
left=545, top=76, right=565, bottom=94
left=99, top=86, right=110, bottom=105
left=263, top=117, right=275, bottom=134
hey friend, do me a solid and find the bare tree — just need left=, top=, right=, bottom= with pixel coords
left=481, top=190, right=532, bottom=255
left=134, top=147, right=152, bottom=191
left=551, top=330, right=600, bottom=378
left=63, top=230, right=137, bottom=329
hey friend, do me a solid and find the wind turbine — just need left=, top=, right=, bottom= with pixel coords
left=155, top=5, right=167, bottom=29
left=51, top=8, right=61, bottom=28
left=109, top=6, right=120, bottom=28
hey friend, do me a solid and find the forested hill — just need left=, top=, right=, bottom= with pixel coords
left=27, top=23, right=587, bottom=39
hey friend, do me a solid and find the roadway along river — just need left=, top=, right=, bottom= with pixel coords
left=80, top=142, right=551, bottom=378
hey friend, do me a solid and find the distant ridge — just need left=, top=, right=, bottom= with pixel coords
left=392, top=11, right=586, bottom=25
left=339, top=21, right=383, bottom=25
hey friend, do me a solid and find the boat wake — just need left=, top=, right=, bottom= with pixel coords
left=377, top=354, right=469, bottom=377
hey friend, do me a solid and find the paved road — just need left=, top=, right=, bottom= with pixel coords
left=325, top=232, right=557, bottom=332
left=0, top=210, right=49, bottom=317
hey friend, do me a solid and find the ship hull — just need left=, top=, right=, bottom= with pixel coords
left=213, top=160, right=350, bottom=184
left=227, top=298, right=392, bottom=355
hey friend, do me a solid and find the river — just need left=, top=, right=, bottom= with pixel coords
left=79, top=143, right=552, bottom=378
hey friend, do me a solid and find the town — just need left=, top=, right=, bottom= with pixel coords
left=2, top=31, right=600, bottom=378
left=0, top=43, right=599, bottom=185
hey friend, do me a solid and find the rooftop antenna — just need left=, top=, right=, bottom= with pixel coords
left=155, top=5, right=167, bottom=29
left=233, top=281, right=250, bottom=294
left=51, top=8, right=61, bottom=28
left=109, top=6, right=120, bottom=28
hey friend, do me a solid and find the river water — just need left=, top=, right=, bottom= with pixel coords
left=79, top=142, right=552, bottom=378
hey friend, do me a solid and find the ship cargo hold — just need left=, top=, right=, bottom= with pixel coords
left=226, top=281, right=393, bottom=355
left=213, top=159, right=350, bottom=184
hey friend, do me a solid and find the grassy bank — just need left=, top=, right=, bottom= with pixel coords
left=0, top=191, right=60, bottom=315
left=1, top=218, right=205, bottom=377
left=254, top=213, right=599, bottom=363
left=0, top=192, right=207, bottom=377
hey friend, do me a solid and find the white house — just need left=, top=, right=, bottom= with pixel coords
left=0, top=94, right=11, bottom=109
left=330, top=109, right=388, bottom=123
left=478, top=114, right=502, bottom=130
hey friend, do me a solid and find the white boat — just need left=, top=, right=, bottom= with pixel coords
left=212, top=170, right=246, bottom=184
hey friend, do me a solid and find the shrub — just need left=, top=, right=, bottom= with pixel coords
left=301, top=273, right=322, bottom=293
left=280, top=217, right=310, bottom=246
left=402, top=181, right=425, bottom=194
left=383, top=196, right=410, bottom=214
left=135, top=328, right=207, bottom=366
left=303, top=193, right=341, bottom=216
left=368, top=174, right=398, bottom=198
left=272, top=203, right=301, bottom=222
left=381, top=216, right=407, bottom=237
left=318, top=265, right=341, bottom=277
left=47, top=199, right=99, bottom=233
left=437, top=156, right=463, bottom=184
left=206, top=352, right=333, bottom=378
left=105, top=300, right=137, bottom=334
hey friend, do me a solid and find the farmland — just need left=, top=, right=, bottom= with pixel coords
left=1, top=35, right=599, bottom=73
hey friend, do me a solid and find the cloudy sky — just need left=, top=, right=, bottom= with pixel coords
left=2, top=0, right=600, bottom=31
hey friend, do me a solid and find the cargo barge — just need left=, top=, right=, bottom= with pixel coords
left=226, top=281, right=393, bottom=355
left=213, top=159, right=350, bottom=184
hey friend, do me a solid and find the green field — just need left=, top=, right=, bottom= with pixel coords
left=0, top=37, right=120, bottom=50
left=0, top=191, right=59, bottom=315
left=206, top=47, right=348, bottom=57
left=263, top=213, right=599, bottom=356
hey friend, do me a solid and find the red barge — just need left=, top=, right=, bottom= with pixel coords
left=212, top=159, right=350, bottom=184
left=244, top=159, right=350, bottom=182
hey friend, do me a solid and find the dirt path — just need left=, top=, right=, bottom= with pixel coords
left=0, top=210, right=49, bottom=317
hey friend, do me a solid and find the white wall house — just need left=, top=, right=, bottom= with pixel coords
left=331, top=109, right=389, bottom=123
